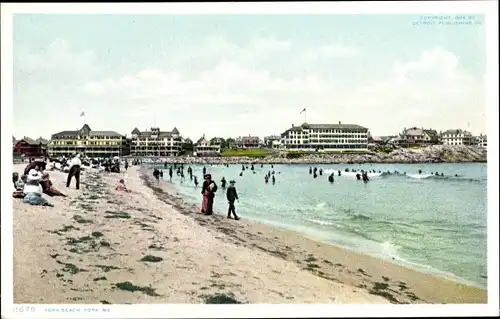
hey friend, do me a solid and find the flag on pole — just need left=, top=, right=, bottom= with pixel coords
left=300, top=108, right=306, bottom=114
left=80, top=111, right=85, bottom=117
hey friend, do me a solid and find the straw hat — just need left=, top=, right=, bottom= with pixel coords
left=26, top=169, right=42, bottom=183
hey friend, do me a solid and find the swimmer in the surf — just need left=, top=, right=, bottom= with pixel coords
left=328, top=173, right=334, bottom=183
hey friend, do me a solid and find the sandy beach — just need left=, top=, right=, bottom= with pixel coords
left=12, top=163, right=487, bottom=304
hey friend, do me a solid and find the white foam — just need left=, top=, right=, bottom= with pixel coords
left=305, top=219, right=334, bottom=226
left=407, top=174, right=433, bottom=179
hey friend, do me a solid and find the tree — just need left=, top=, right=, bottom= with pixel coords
left=210, top=137, right=229, bottom=149
left=182, top=138, right=194, bottom=153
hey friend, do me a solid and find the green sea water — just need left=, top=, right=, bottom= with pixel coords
left=151, top=162, right=488, bottom=289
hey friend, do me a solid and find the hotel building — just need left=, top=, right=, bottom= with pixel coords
left=130, top=127, right=182, bottom=156
left=440, top=129, right=475, bottom=146
left=48, top=124, right=125, bottom=158
left=280, top=122, right=369, bottom=151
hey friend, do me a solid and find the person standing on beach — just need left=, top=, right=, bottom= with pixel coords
left=226, top=180, right=240, bottom=220
left=169, top=167, right=173, bottom=181
left=201, top=174, right=217, bottom=215
left=124, top=160, right=129, bottom=171
left=66, top=154, right=82, bottom=190
left=220, top=177, right=227, bottom=189
left=153, top=168, right=160, bottom=183
left=194, top=176, right=199, bottom=187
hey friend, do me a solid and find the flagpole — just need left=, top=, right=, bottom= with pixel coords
left=304, top=109, right=307, bottom=123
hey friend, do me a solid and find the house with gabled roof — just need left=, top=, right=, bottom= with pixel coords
left=13, top=136, right=47, bottom=157
left=396, top=127, right=440, bottom=147
left=194, top=134, right=221, bottom=157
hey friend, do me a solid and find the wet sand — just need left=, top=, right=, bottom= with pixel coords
left=12, top=164, right=487, bottom=304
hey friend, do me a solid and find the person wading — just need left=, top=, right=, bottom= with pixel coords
left=66, top=154, right=82, bottom=190
left=226, top=180, right=240, bottom=220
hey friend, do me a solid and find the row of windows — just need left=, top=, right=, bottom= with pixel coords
left=134, top=139, right=180, bottom=142
left=288, top=135, right=367, bottom=139
left=52, top=136, right=123, bottom=140
left=134, top=141, right=181, bottom=144
left=293, top=129, right=367, bottom=134
left=285, top=139, right=367, bottom=144
left=285, top=144, right=368, bottom=149
left=50, top=141, right=122, bottom=146
left=289, top=132, right=366, bottom=136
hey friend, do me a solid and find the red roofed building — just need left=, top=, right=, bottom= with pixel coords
left=13, top=136, right=48, bottom=157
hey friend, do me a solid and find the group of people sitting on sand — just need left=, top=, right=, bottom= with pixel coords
left=14, top=154, right=133, bottom=206
left=12, top=161, right=68, bottom=207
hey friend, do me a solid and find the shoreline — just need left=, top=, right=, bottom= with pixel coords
left=12, top=163, right=487, bottom=304
left=145, top=173, right=485, bottom=290
left=12, top=164, right=388, bottom=304
left=126, top=145, right=487, bottom=165
left=135, top=157, right=488, bottom=165
left=139, top=167, right=487, bottom=304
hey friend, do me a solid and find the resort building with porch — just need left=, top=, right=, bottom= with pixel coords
left=47, top=124, right=125, bottom=158
left=129, top=126, right=182, bottom=156
left=280, top=122, right=369, bottom=151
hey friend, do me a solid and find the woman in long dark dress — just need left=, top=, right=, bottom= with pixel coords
left=201, top=174, right=217, bottom=215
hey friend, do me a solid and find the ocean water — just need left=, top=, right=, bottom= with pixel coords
left=150, top=162, right=488, bottom=289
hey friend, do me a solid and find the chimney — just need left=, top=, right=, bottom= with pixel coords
left=338, top=121, right=341, bottom=125
left=292, top=124, right=294, bottom=127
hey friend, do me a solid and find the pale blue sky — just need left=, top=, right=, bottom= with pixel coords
left=13, top=14, right=486, bottom=140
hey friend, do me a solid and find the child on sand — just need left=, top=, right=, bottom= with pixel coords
left=115, top=179, right=131, bottom=192
left=226, top=180, right=240, bottom=220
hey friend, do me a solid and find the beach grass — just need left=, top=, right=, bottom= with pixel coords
left=221, top=148, right=274, bottom=157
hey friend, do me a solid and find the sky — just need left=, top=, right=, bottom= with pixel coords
left=12, top=13, right=487, bottom=140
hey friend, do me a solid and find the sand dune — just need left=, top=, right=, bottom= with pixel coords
left=12, top=163, right=486, bottom=304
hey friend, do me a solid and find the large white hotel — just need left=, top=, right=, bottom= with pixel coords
left=280, top=122, right=369, bottom=151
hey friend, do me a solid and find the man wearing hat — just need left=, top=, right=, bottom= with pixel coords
left=66, top=153, right=82, bottom=190
left=226, top=180, right=240, bottom=220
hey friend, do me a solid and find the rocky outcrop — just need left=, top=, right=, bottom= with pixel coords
left=153, top=145, right=487, bottom=165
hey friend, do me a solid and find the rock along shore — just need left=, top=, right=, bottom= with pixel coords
left=133, top=145, right=487, bottom=165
